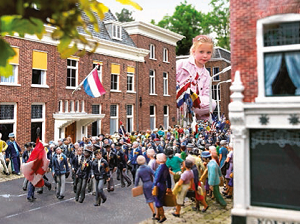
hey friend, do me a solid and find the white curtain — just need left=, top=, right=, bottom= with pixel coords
left=1, top=73, right=15, bottom=83
left=264, top=53, right=282, bottom=96
left=285, top=52, right=300, bottom=95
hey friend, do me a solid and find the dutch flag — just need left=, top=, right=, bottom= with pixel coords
left=72, top=65, right=106, bottom=97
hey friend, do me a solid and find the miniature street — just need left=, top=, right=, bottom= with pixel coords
left=0, top=170, right=233, bottom=224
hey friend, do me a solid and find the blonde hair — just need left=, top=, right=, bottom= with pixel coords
left=190, top=35, right=214, bottom=55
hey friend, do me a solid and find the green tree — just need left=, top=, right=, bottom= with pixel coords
left=153, top=0, right=211, bottom=55
left=207, top=0, right=230, bottom=50
left=0, top=0, right=142, bottom=77
left=116, top=8, right=134, bottom=22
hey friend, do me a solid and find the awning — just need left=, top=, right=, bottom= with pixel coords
left=53, top=113, right=105, bottom=129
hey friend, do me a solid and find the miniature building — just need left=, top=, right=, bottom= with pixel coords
left=0, top=11, right=183, bottom=145
left=229, top=0, right=300, bottom=223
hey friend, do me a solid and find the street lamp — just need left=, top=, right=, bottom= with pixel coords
left=209, top=66, right=231, bottom=123
left=216, top=79, right=232, bottom=121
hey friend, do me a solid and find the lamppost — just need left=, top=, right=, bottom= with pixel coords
left=209, top=66, right=231, bottom=123
left=216, top=79, right=232, bottom=121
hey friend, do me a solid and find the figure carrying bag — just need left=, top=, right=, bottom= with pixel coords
left=163, top=192, right=177, bottom=207
left=132, top=185, right=143, bottom=197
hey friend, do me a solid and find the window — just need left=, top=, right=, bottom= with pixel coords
left=163, top=72, right=168, bottom=95
left=163, top=105, right=169, bottom=130
left=111, top=64, right=120, bottom=91
left=212, top=84, right=221, bottom=101
left=150, top=105, right=156, bottom=130
left=0, top=48, right=19, bottom=85
left=58, top=100, right=63, bottom=113
left=127, top=66, right=135, bottom=92
left=0, top=103, right=16, bottom=142
left=112, top=24, right=122, bottom=40
left=67, top=58, right=78, bottom=88
left=31, top=104, right=45, bottom=142
left=150, top=44, right=156, bottom=59
left=213, top=67, right=220, bottom=81
left=163, top=48, right=169, bottom=62
left=257, top=14, right=300, bottom=101
left=206, top=67, right=211, bottom=75
left=93, top=62, right=103, bottom=82
left=92, top=105, right=101, bottom=136
left=126, top=105, right=133, bottom=133
left=75, top=100, right=79, bottom=112
left=32, top=50, right=47, bottom=86
left=65, top=100, right=68, bottom=113
left=149, top=70, right=155, bottom=94
left=81, top=100, right=85, bottom=112
left=70, top=100, right=74, bottom=112
left=110, top=105, right=118, bottom=135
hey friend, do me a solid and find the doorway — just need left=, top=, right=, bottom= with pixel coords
left=65, top=122, right=76, bottom=144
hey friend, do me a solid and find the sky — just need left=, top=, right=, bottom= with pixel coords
left=100, top=0, right=213, bottom=23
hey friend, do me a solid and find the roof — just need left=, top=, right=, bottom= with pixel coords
left=79, top=10, right=136, bottom=48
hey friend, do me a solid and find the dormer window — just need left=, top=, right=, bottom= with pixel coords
left=112, top=24, right=122, bottom=40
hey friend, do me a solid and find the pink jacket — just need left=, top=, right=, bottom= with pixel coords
left=176, top=56, right=210, bottom=98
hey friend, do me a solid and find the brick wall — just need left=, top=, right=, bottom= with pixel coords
left=230, top=0, right=300, bottom=102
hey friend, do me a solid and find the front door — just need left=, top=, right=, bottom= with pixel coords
left=65, top=122, right=76, bottom=144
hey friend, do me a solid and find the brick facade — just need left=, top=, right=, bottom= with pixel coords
left=230, top=0, right=300, bottom=101
left=0, top=23, right=181, bottom=146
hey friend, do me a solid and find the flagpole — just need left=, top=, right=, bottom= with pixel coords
left=72, top=64, right=99, bottom=95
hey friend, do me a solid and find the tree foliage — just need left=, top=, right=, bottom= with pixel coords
left=153, top=0, right=230, bottom=55
left=0, top=0, right=142, bottom=77
left=116, top=8, right=134, bottom=22
left=152, top=1, right=211, bottom=55
left=207, top=0, right=230, bottom=50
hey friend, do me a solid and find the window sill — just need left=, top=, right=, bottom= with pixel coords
left=66, top=86, right=76, bottom=90
left=110, top=90, right=122, bottom=93
left=163, top=61, right=170, bottom=64
left=149, top=58, right=157, bottom=61
left=126, top=91, right=136, bottom=94
left=31, top=84, right=49, bottom=88
left=255, top=96, right=300, bottom=103
left=163, top=94, right=171, bottom=97
left=0, top=83, right=21, bottom=87
left=150, top=93, right=157, bottom=96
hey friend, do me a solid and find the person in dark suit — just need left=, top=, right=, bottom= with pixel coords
left=52, top=147, right=70, bottom=199
left=75, top=148, right=92, bottom=203
left=127, top=141, right=142, bottom=182
left=5, top=133, right=22, bottom=175
left=103, top=144, right=117, bottom=192
left=22, top=142, right=33, bottom=191
left=115, top=142, right=131, bottom=188
left=91, top=150, right=110, bottom=206
left=72, top=147, right=84, bottom=193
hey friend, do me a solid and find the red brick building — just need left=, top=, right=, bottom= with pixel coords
left=0, top=11, right=183, bottom=146
left=229, top=1, right=300, bottom=223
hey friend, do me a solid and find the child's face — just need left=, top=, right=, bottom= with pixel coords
left=192, top=43, right=213, bottom=68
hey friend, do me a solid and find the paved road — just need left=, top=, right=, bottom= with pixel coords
left=0, top=173, right=153, bottom=224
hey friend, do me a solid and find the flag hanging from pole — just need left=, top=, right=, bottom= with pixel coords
left=72, top=65, right=106, bottom=97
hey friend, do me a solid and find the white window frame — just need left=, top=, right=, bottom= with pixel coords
left=127, top=72, right=135, bottom=93
left=213, top=67, right=220, bottom=81
left=31, top=103, right=45, bottom=141
left=58, top=100, right=63, bottom=113
left=70, top=100, right=75, bottom=113
left=112, top=24, right=122, bottom=40
left=66, top=58, right=78, bottom=89
left=150, top=70, right=156, bottom=95
left=163, top=48, right=169, bottom=62
left=0, top=48, right=20, bottom=86
left=163, top=105, right=169, bottom=130
left=256, top=13, right=300, bottom=103
left=163, top=72, right=169, bottom=96
left=81, top=100, right=85, bottom=112
left=93, top=62, right=103, bottom=82
left=92, top=104, right=102, bottom=136
left=110, top=104, right=118, bottom=135
left=212, top=84, right=221, bottom=102
left=150, top=105, right=156, bottom=130
left=75, top=100, right=79, bottom=113
left=0, top=103, right=17, bottom=136
left=150, top=44, right=156, bottom=60
left=65, top=100, right=68, bottom=113
left=111, top=73, right=120, bottom=91
left=126, top=105, right=134, bottom=133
